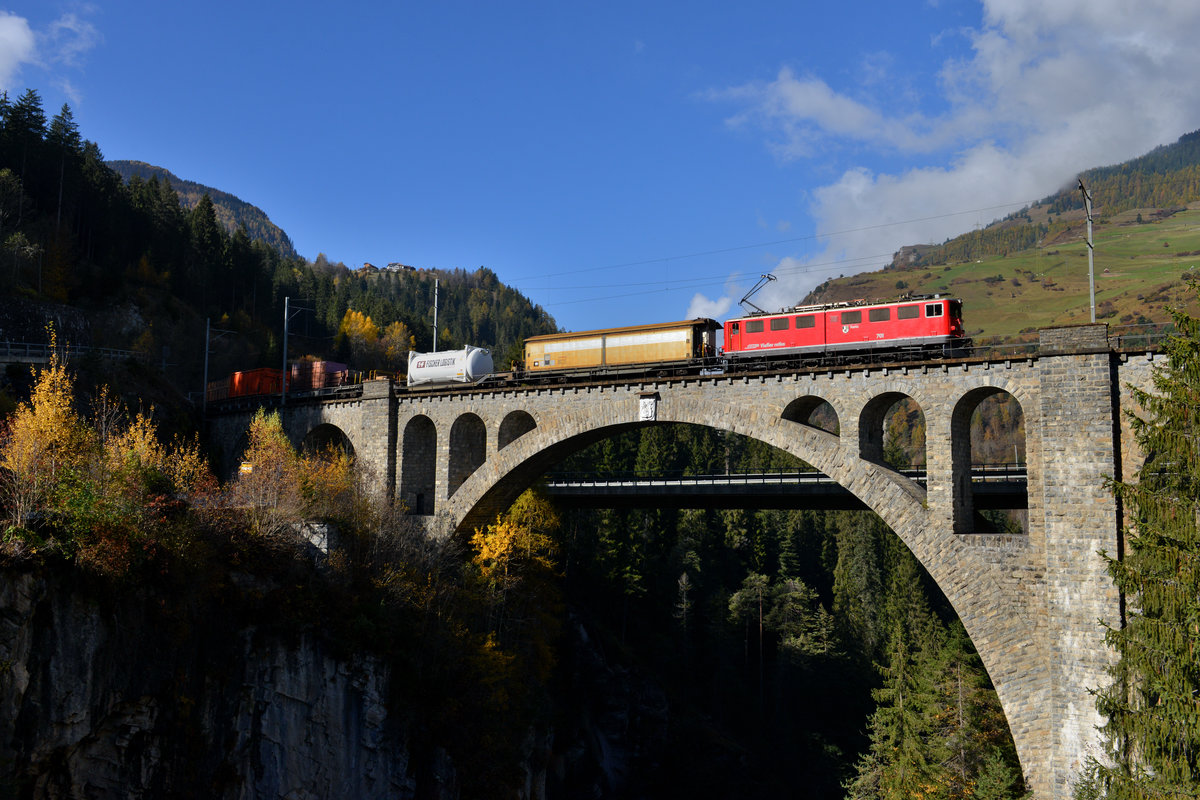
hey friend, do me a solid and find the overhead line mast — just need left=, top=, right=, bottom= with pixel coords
left=1079, top=179, right=1097, bottom=323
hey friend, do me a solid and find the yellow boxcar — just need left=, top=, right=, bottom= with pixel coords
left=524, top=319, right=720, bottom=373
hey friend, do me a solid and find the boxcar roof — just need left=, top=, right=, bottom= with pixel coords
left=525, top=318, right=720, bottom=344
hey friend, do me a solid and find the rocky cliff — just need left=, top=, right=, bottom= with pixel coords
left=0, top=565, right=680, bottom=799
left=0, top=567, right=457, bottom=798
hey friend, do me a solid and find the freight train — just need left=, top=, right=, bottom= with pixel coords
left=206, top=295, right=967, bottom=401
left=406, top=294, right=965, bottom=388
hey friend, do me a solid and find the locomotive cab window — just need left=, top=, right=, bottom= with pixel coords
left=795, top=314, right=816, bottom=329
left=925, top=303, right=944, bottom=317
left=868, top=308, right=891, bottom=322
left=841, top=311, right=862, bottom=324
left=898, top=305, right=919, bottom=320
left=746, top=320, right=765, bottom=333
left=730, top=322, right=739, bottom=334
left=770, top=317, right=790, bottom=331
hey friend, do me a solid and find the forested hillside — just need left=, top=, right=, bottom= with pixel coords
left=0, top=88, right=556, bottom=402
left=107, top=159, right=298, bottom=257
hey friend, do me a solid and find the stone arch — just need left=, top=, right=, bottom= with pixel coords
left=951, top=387, right=1028, bottom=534
left=400, top=415, right=437, bottom=515
left=226, top=430, right=251, bottom=482
left=442, top=398, right=1043, bottom=794
left=449, top=413, right=487, bottom=497
left=782, top=395, right=840, bottom=435
left=301, top=423, right=355, bottom=458
left=498, top=410, right=537, bottom=450
left=858, top=391, right=926, bottom=468
left=453, top=401, right=924, bottom=544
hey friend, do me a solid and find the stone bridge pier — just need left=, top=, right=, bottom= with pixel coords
left=208, top=324, right=1160, bottom=800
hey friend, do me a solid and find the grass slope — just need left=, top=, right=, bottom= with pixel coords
left=806, top=205, right=1200, bottom=338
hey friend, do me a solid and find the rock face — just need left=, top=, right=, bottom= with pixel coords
left=0, top=569, right=454, bottom=799
left=0, top=566, right=681, bottom=799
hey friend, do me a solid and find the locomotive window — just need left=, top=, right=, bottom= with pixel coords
left=925, top=303, right=944, bottom=317
left=868, top=308, right=891, bottom=322
left=770, top=317, right=790, bottom=331
left=897, top=305, right=919, bottom=320
left=795, top=315, right=816, bottom=328
left=841, top=311, right=862, bottom=324
left=746, top=320, right=765, bottom=333
left=730, top=322, right=739, bottom=334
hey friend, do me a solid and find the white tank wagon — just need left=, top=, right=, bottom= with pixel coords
left=406, top=346, right=494, bottom=386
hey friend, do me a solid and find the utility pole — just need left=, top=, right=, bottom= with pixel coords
left=281, top=297, right=312, bottom=406
left=1079, top=179, right=1096, bottom=323
left=282, top=297, right=289, bottom=406
left=202, top=317, right=234, bottom=418
left=433, top=277, right=439, bottom=353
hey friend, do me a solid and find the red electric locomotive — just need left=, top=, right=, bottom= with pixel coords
left=723, top=296, right=965, bottom=360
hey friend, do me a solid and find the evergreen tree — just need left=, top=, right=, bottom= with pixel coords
left=1085, top=284, right=1200, bottom=799
left=188, top=193, right=224, bottom=307
left=46, top=103, right=82, bottom=232
left=832, top=512, right=886, bottom=660
left=5, top=89, right=46, bottom=226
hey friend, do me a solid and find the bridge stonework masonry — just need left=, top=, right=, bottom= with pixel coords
left=208, top=324, right=1160, bottom=800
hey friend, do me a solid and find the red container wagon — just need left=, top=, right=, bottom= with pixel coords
left=228, top=367, right=285, bottom=398
left=724, top=296, right=965, bottom=359
left=290, top=360, right=349, bottom=391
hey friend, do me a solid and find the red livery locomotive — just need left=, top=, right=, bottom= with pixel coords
left=724, top=296, right=965, bottom=360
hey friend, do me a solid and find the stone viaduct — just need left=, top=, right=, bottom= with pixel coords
left=208, top=324, right=1160, bottom=800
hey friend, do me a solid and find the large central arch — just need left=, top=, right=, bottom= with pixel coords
left=439, top=393, right=1050, bottom=794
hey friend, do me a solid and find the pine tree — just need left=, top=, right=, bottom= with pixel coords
left=46, top=103, right=82, bottom=232
left=1086, top=285, right=1200, bottom=799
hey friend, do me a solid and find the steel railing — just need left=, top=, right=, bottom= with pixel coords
left=0, top=340, right=152, bottom=364
left=544, top=463, right=1027, bottom=489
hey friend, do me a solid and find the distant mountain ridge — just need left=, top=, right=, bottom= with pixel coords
left=106, top=160, right=297, bottom=257
left=802, top=129, right=1200, bottom=337
left=880, top=129, right=1200, bottom=271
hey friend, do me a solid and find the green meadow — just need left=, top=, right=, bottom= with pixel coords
left=814, top=205, right=1200, bottom=338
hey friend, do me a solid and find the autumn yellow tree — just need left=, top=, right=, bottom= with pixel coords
left=0, top=343, right=91, bottom=531
left=470, top=489, right=563, bottom=680
left=336, top=308, right=380, bottom=365
left=229, top=409, right=304, bottom=540
left=379, top=320, right=415, bottom=373
left=103, top=410, right=210, bottom=505
left=300, top=443, right=381, bottom=531
left=0, top=339, right=213, bottom=570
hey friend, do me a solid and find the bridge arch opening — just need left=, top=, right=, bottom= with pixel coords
left=464, top=420, right=1027, bottom=794
left=859, top=392, right=926, bottom=469
left=952, top=388, right=1027, bottom=534
left=301, top=423, right=355, bottom=458
left=225, top=431, right=251, bottom=482
left=782, top=396, right=839, bottom=435
left=401, top=415, right=437, bottom=515
left=499, top=410, right=537, bottom=450
left=449, top=413, right=487, bottom=497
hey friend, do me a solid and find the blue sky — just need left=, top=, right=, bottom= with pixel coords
left=4, top=1, right=1200, bottom=334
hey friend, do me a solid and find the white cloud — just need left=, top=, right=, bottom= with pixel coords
left=0, top=12, right=36, bottom=91
left=44, top=12, right=100, bottom=69
left=686, top=292, right=732, bottom=320
left=0, top=10, right=99, bottom=99
left=696, top=0, right=1200, bottom=316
